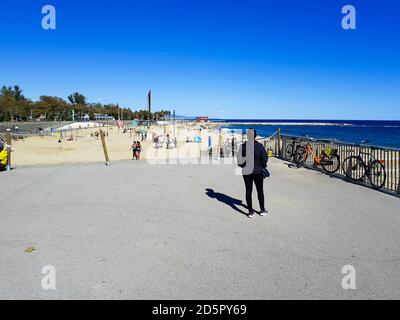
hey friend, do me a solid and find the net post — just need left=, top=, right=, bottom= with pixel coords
left=99, top=129, right=110, bottom=166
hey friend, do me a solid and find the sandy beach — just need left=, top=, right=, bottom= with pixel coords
left=8, top=123, right=215, bottom=166
left=7, top=122, right=277, bottom=167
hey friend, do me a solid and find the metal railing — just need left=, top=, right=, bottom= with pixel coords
left=279, top=135, right=400, bottom=196
left=200, top=132, right=280, bottom=159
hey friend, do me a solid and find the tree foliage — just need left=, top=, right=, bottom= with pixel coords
left=0, top=85, right=171, bottom=122
left=68, top=92, right=87, bottom=105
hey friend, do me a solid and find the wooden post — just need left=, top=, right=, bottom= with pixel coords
left=277, top=128, right=281, bottom=158
left=6, top=130, right=11, bottom=171
left=217, top=128, right=222, bottom=158
left=99, top=129, right=110, bottom=166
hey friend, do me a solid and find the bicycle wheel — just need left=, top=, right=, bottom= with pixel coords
left=294, top=147, right=307, bottom=166
left=321, top=154, right=340, bottom=174
left=368, top=160, right=386, bottom=189
left=285, top=144, right=294, bottom=160
left=343, top=156, right=365, bottom=181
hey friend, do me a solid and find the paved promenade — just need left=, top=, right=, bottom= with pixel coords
left=0, top=159, right=399, bottom=299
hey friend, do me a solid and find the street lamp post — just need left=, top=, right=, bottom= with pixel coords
left=106, top=118, right=109, bottom=137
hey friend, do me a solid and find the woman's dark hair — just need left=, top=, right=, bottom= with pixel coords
left=247, top=128, right=257, bottom=139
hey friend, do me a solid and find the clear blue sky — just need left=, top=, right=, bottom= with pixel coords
left=0, top=0, right=399, bottom=119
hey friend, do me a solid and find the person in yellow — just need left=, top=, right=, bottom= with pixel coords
left=0, top=148, right=8, bottom=171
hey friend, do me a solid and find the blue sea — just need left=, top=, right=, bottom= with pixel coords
left=218, top=120, right=400, bottom=149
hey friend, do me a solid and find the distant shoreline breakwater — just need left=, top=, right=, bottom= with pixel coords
left=215, top=120, right=400, bottom=149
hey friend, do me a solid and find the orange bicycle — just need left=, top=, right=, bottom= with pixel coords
left=294, top=142, right=340, bottom=174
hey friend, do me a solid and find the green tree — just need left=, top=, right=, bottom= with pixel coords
left=1, top=85, right=171, bottom=122
left=0, top=85, right=30, bottom=120
left=68, top=92, right=87, bottom=105
left=37, top=96, right=69, bottom=121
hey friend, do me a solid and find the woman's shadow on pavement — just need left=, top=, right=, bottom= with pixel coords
left=205, top=188, right=249, bottom=216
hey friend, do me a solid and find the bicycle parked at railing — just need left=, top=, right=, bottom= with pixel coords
left=294, top=141, right=340, bottom=174
left=342, top=143, right=386, bottom=190
left=285, top=137, right=304, bottom=161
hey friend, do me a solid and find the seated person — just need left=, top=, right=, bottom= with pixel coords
left=0, top=148, right=8, bottom=172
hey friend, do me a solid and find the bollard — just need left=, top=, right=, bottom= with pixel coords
left=99, top=129, right=110, bottom=166
left=6, top=130, right=11, bottom=171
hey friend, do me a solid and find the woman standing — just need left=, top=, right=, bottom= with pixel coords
left=237, top=129, right=269, bottom=218
left=135, top=141, right=142, bottom=160
left=131, top=141, right=137, bottom=160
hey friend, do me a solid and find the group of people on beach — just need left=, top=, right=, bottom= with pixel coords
left=133, top=127, right=148, bottom=141
left=120, top=126, right=148, bottom=142
left=153, top=134, right=177, bottom=149
left=131, top=141, right=142, bottom=160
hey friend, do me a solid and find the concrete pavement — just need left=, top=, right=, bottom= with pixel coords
left=0, top=158, right=399, bottom=299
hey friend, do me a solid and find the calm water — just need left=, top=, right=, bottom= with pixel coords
left=219, top=120, right=400, bottom=149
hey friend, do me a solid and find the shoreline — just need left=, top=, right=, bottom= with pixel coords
left=214, top=121, right=354, bottom=126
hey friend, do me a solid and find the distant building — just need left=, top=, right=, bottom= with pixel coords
left=196, top=117, right=209, bottom=123
left=81, top=113, right=90, bottom=121
left=94, top=114, right=115, bottom=121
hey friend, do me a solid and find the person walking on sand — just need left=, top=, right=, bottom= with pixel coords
left=131, top=141, right=137, bottom=160
left=237, top=129, right=269, bottom=218
left=166, top=134, right=170, bottom=149
left=135, top=141, right=142, bottom=160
